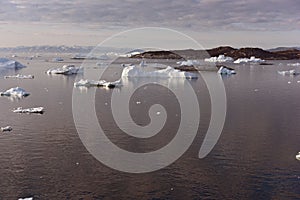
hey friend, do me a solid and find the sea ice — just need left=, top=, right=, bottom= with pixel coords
left=0, top=87, right=30, bottom=98
left=74, top=79, right=122, bottom=88
left=1, top=126, right=12, bottom=132
left=204, top=55, right=233, bottom=63
left=121, top=65, right=198, bottom=79
left=218, top=66, right=236, bottom=75
left=234, top=56, right=264, bottom=64
left=46, top=65, right=82, bottom=75
left=4, top=74, right=34, bottom=79
left=278, top=70, right=299, bottom=76
left=13, top=107, right=44, bottom=114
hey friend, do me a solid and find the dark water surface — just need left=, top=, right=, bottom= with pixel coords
left=0, top=56, right=299, bottom=199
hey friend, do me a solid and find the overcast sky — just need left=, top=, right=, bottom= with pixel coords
left=0, top=0, right=299, bottom=48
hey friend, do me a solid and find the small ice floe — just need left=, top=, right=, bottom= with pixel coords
left=18, top=197, right=33, bottom=200
left=0, top=87, right=30, bottom=98
left=278, top=70, right=300, bottom=76
left=4, top=74, right=34, bottom=79
left=52, top=57, right=64, bottom=62
left=74, top=79, right=122, bottom=88
left=287, top=63, right=300, bottom=67
left=204, top=55, right=233, bottom=63
left=121, top=65, right=198, bottom=79
left=1, top=126, right=12, bottom=132
left=234, top=56, right=264, bottom=64
left=13, top=107, right=44, bottom=114
left=46, top=65, right=82, bottom=75
left=217, top=66, right=236, bottom=75
left=177, top=60, right=200, bottom=66
left=296, top=152, right=300, bottom=161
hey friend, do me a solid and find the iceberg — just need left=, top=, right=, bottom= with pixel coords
left=1, top=126, right=12, bottom=132
left=46, top=65, right=82, bottom=75
left=218, top=66, right=236, bottom=75
left=177, top=60, right=200, bottom=66
left=52, top=57, right=64, bottom=62
left=13, top=107, right=44, bottom=114
left=121, top=65, right=198, bottom=79
left=278, top=69, right=299, bottom=76
left=74, top=79, right=122, bottom=88
left=0, top=87, right=30, bottom=98
left=4, top=74, right=34, bottom=79
left=0, top=58, right=26, bottom=72
left=204, top=55, right=233, bottom=63
left=287, top=63, right=300, bottom=67
left=296, top=152, right=300, bottom=161
left=234, top=56, right=264, bottom=64
left=18, top=198, right=33, bottom=200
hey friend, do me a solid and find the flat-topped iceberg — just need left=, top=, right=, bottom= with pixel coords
left=74, top=79, right=122, bottom=88
left=4, top=74, right=34, bottom=79
left=0, top=58, right=26, bottom=71
left=1, top=126, right=12, bottom=132
left=218, top=66, right=236, bottom=75
left=177, top=60, right=200, bottom=66
left=13, top=107, right=44, bottom=114
left=0, top=87, right=30, bottom=98
left=278, top=69, right=300, bottom=76
left=121, top=65, right=198, bottom=79
left=234, top=56, right=264, bottom=64
left=204, top=55, right=233, bottom=63
left=46, top=65, right=82, bottom=75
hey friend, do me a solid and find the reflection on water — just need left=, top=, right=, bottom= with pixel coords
left=0, top=58, right=299, bottom=199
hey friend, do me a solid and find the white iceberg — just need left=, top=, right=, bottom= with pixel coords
left=18, top=198, right=33, bottom=200
left=204, top=55, right=233, bottom=63
left=1, top=126, right=12, bottom=132
left=234, top=56, right=264, bottom=64
left=4, top=74, right=34, bottom=79
left=46, top=65, right=82, bottom=75
left=218, top=66, right=236, bottom=75
left=13, top=107, right=44, bottom=114
left=296, top=152, right=300, bottom=161
left=0, top=87, right=30, bottom=98
left=121, top=65, right=198, bottom=79
left=287, top=63, right=300, bottom=67
left=177, top=60, right=200, bottom=66
left=74, top=79, right=122, bottom=88
left=0, top=58, right=26, bottom=71
left=278, top=69, right=300, bottom=76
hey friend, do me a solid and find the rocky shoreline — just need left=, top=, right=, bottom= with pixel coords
left=131, top=46, right=300, bottom=60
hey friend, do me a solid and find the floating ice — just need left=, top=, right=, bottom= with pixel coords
left=204, top=55, right=233, bottom=63
left=13, top=107, right=44, bottom=114
left=177, top=60, right=200, bottom=66
left=218, top=66, right=236, bottom=75
left=296, top=152, right=300, bottom=161
left=4, top=74, right=34, bottom=79
left=234, top=56, right=264, bottom=64
left=278, top=69, right=299, bottom=76
left=0, top=58, right=26, bottom=71
left=18, top=197, right=33, bottom=200
left=1, top=126, right=12, bottom=132
left=74, top=79, right=122, bottom=88
left=0, top=87, right=30, bottom=98
left=287, top=63, right=300, bottom=67
left=46, top=65, right=82, bottom=75
left=52, top=57, right=63, bottom=62
left=121, top=65, right=198, bottom=79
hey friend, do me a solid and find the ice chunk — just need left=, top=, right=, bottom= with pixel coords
left=46, top=65, right=82, bottom=75
left=18, top=197, right=33, bottom=200
left=0, top=58, right=26, bottom=71
left=1, top=126, right=12, bottom=132
left=4, top=74, right=34, bottom=79
left=13, top=107, right=44, bottom=114
left=218, top=66, right=236, bottom=75
left=287, top=63, right=300, bottom=67
left=278, top=69, right=299, bottom=76
left=177, top=60, right=200, bottom=66
left=0, top=87, right=30, bottom=98
left=121, top=65, right=198, bottom=79
left=296, top=152, right=300, bottom=161
left=52, top=57, right=64, bottom=62
left=234, top=56, right=264, bottom=64
left=204, top=55, right=233, bottom=63
left=74, top=79, right=122, bottom=88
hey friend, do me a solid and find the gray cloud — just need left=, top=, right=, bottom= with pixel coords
left=0, top=0, right=299, bottom=31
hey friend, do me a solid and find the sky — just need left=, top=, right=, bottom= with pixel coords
left=0, top=0, right=299, bottom=48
